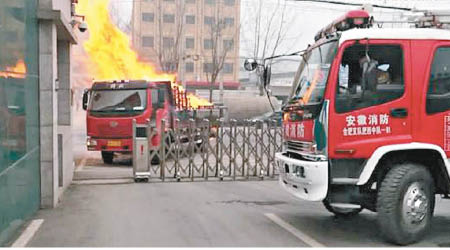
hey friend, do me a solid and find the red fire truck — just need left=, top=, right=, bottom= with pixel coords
left=269, top=10, right=450, bottom=245
left=82, top=80, right=208, bottom=164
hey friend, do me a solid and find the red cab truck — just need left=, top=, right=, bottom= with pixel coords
left=82, top=80, right=205, bottom=164
left=271, top=10, right=450, bottom=245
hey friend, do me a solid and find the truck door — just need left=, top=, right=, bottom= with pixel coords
left=329, top=40, right=412, bottom=159
left=151, top=87, right=167, bottom=125
left=414, top=42, right=450, bottom=158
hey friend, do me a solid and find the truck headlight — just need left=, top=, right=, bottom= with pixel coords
left=86, top=137, right=97, bottom=146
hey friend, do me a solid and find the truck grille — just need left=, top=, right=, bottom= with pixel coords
left=286, top=140, right=312, bottom=153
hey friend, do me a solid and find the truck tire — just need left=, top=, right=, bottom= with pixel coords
left=323, top=200, right=363, bottom=216
left=377, top=163, right=435, bottom=245
left=101, top=151, right=114, bottom=164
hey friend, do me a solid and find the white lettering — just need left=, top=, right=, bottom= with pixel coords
left=346, top=115, right=356, bottom=127
left=297, top=123, right=305, bottom=138
left=357, top=115, right=367, bottom=126
left=379, top=114, right=389, bottom=125
left=368, top=114, right=378, bottom=125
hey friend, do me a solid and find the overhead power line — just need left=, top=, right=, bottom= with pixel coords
left=288, top=0, right=413, bottom=11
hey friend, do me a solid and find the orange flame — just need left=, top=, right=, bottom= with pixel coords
left=76, top=0, right=212, bottom=109
left=0, top=60, right=26, bottom=79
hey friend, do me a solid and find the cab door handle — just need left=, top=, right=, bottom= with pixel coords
left=390, top=108, right=408, bottom=118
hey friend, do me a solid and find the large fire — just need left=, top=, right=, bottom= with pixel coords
left=75, top=0, right=212, bottom=109
left=0, top=60, right=26, bottom=79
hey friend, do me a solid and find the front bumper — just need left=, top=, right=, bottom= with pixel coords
left=275, top=152, right=328, bottom=201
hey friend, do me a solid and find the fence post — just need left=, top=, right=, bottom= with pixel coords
left=242, top=120, right=247, bottom=178
left=160, top=119, right=166, bottom=182
left=204, top=118, right=209, bottom=181
left=189, top=118, right=195, bottom=182
left=218, top=118, right=224, bottom=181
left=231, top=119, right=236, bottom=181
left=245, top=120, right=250, bottom=180
left=175, top=118, right=181, bottom=182
left=267, top=120, right=272, bottom=178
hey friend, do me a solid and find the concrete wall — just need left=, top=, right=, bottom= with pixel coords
left=57, top=40, right=74, bottom=192
left=53, top=0, right=72, bottom=21
left=39, top=19, right=59, bottom=208
left=39, top=0, right=75, bottom=208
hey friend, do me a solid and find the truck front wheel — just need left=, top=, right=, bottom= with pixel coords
left=377, top=163, right=435, bottom=245
left=101, top=151, right=114, bottom=164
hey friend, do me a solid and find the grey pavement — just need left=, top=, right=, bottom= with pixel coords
left=27, top=180, right=450, bottom=247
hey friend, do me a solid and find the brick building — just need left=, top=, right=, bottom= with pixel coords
left=131, top=0, right=240, bottom=90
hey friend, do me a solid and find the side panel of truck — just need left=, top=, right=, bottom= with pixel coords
left=328, top=39, right=413, bottom=159
left=411, top=40, right=450, bottom=158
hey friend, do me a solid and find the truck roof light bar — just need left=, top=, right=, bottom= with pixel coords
left=314, top=10, right=371, bottom=41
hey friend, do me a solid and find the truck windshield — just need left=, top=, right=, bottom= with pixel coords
left=289, top=41, right=337, bottom=105
left=89, top=89, right=147, bottom=112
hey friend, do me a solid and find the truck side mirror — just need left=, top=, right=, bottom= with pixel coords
left=244, top=58, right=258, bottom=71
left=82, top=89, right=90, bottom=110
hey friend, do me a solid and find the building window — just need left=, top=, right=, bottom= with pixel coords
left=142, top=36, right=154, bottom=47
left=224, top=0, right=235, bottom=5
left=426, top=47, right=450, bottom=114
left=223, top=17, right=234, bottom=26
left=163, top=37, right=174, bottom=48
left=142, top=12, right=154, bottom=22
left=223, top=63, right=233, bottom=74
left=186, top=0, right=195, bottom=3
left=163, top=0, right=174, bottom=2
left=204, top=39, right=213, bottom=50
left=205, top=0, right=216, bottom=5
left=186, top=15, right=195, bottom=24
left=163, top=14, right=175, bottom=23
left=186, top=38, right=195, bottom=49
left=223, top=39, right=234, bottom=50
left=204, top=16, right=214, bottom=25
left=185, top=62, right=194, bottom=73
left=203, top=63, right=213, bottom=73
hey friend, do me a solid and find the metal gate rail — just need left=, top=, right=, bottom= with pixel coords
left=145, top=118, right=283, bottom=182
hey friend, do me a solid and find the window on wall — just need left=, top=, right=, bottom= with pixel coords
left=185, top=62, right=194, bottom=73
left=223, top=39, right=234, bottom=50
left=142, top=12, right=154, bottom=22
left=223, top=63, right=233, bottom=74
left=204, top=39, right=213, bottom=49
left=205, top=0, right=216, bottom=5
left=186, top=15, right=195, bottom=24
left=223, top=17, right=234, bottom=26
left=204, top=63, right=213, bottom=73
left=163, top=14, right=175, bottom=23
left=336, top=44, right=405, bottom=113
left=224, top=0, right=235, bottom=5
left=142, top=36, right=154, bottom=47
left=163, top=37, right=174, bottom=48
left=204, top=16, right=214, bottom=25
left=426, top=47, right=450, bottom=114
left=186, top=38, right=195, bottom=49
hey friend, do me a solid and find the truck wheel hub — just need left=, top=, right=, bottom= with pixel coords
left=403, top=182, right=428, bottom=224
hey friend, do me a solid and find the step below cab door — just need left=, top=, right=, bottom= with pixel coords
left=329, top=40, right=412, bottom=159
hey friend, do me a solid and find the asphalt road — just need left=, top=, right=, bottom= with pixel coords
left=24, top=180, right=450, bottom=247
left=41, top=109, right=449, bottom=247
